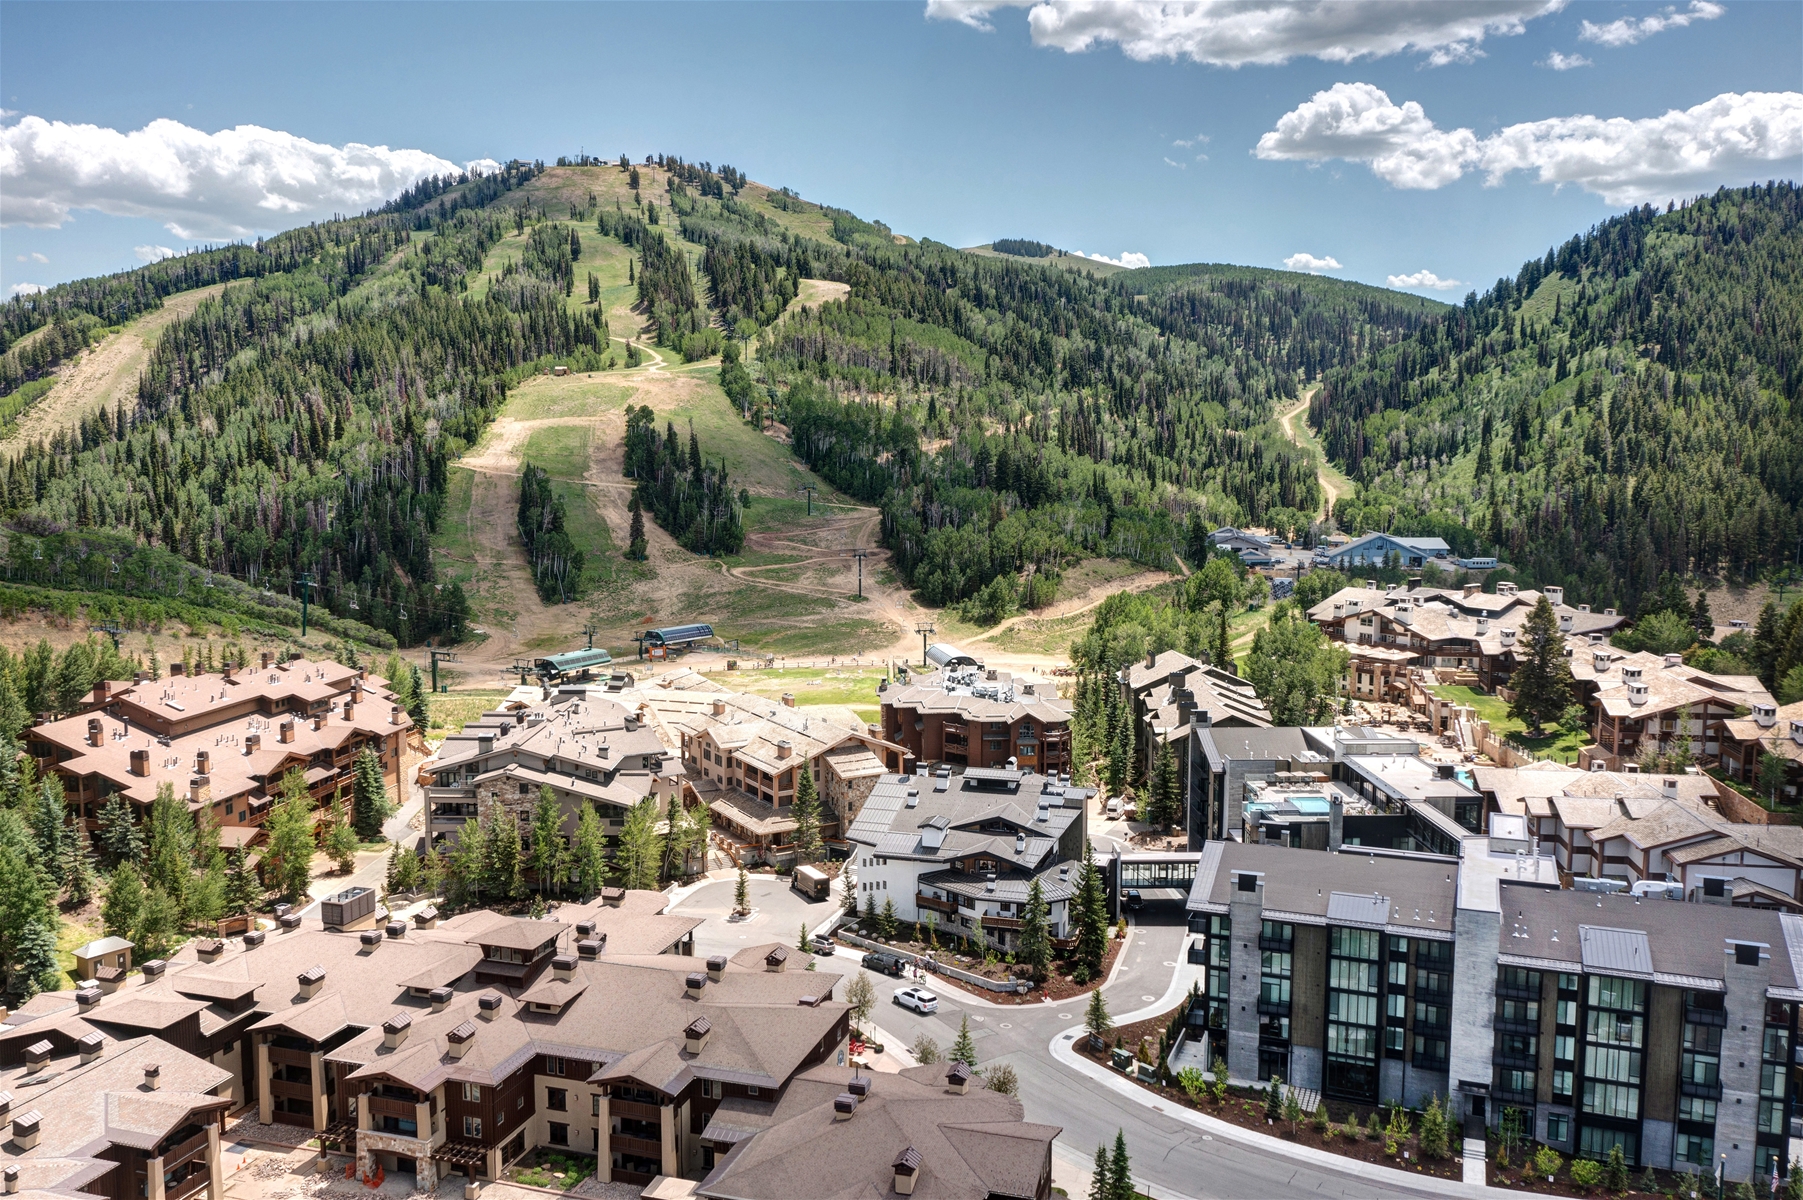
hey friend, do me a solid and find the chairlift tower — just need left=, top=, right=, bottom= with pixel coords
left=798, top=485, right=818, bottom=517
left=428, top=647, right=461, bottom=694
left=849, top=549, right=868, bottom=600
left=915, top=622, right=935, bottom=668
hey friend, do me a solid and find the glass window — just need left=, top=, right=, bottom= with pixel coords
left=1675, top=1133, right=1713, bottom=1167
left=462, top=1084, right=481, bottom=1102
left=546, top=1088, right=566, bottom=1112
left=1578, top=1125, right=1637, bottom=1163
left=464, top=1116, right=482, bottom=1138
left=548, top=1122, right=568, bottom=1146
left=1554, top=1034, right=1575, bottom=1062
left=1552, top=1069, right=1573, bottom=1099
left=1587, top=975, right=1646, bottom=1014
left=1581, top=1081, right=1640, bottom=1120
left=1546, top=1114, right=1570, bottom=1143
left=1679, top=1095, right=1717, bottom=1124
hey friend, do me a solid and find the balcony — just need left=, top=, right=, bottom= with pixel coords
left=366, top=1095, right=423, bottom=1120
left=983, top=915, right=1023, bottom=932
left=611, top=1134, right=662, bottom=1160
left=268, top=1047, right=311, bottom=1068
left=270, top=1080, right=314, bottom=1103
left=915, top=892, right=957, bottom=915
left=161, top=1130, right=211, bottom=1170
left=167, top=1169, right=211, bottom=1200
left=610, top=1099, right=663, bottom=1123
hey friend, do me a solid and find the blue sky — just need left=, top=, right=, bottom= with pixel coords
left=3, top=1, right=1798, bottom=300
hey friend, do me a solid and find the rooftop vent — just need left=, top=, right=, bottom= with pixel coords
left=946, top=1061, right=971, bottom=1094
left=577, top=938, right=602, bottom=960
left=478, top=992, right=504, bottom=1021
left=1753, top=702, right=1777, bottom=728
left=576, top=920, right=596, bottom=937
left=78, top=1033, right=104, bottom=1065
left=1545, top=586, right=1565, bottom=606
left=382, top=1012, right=412, bottom=1049
left=446, top=1020, right=477, bottom=1059
left=552, top=954, right=577, bottom=982
left=685, top=971, right=708, bottom=999
left=894, top=1148, right=922, bottom=1197
left=706, top=954, right=728, bottom=982
left=412, top=906, right=440, bottom=930
left=1558, top=614, right=1574, bottom=632
left=23, top=1042, right=52, bottom=1077
left=1623, top=666, right=1644, bottom=683
left=1628, top=682, right=1649, bottom=706
left=297, top=965, right=326, bottom=999
left=11, top=1110, right=42, bottom=1151
left=1664, top=653, right=1683, bottom=668
left=140, top=959, right=167, bottom=981
left=142, top=1063, right=161, bottom=1092
left=430, top=987, right=453, bottom=1013
left=685, top=1017, right=712, bottom=1054
left=76, top=983, right=100, bottom=1010
left=243, top=929, right=265, bottom=949
left=358, top=930, right=383, bottom=952
left=765, top=945, right=789, bottom=973
left=848, top=1077, right=871, bottom=1099
left=386, top=921, right=407, bottom=940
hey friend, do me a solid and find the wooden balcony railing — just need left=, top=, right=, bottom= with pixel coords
left=610, top=1099, right=663, bottom=1123
left=167, top=1169, right=210, bottom=1200
left=915, top=893, right=957, bottom=915
left=610, top=1134, right=662, bottom=1160
left=365, top=1095, right=421, bottom=1120
left=161, top=1130, right=211, bottom=1168
left=267, top=1047, right=311, bottom=1067
left=982, top=915, right=1023, bottom=931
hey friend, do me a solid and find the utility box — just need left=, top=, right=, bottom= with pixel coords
left=321, top=886, right=376, bottom=931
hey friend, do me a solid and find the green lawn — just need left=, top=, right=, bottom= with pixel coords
left=427, top=689, right=514, bottom=735
left=702, top=665, right=889, bottom=706
left=1431, top=684, right=1588, bottom=761
left=718, top=618, right=893, bottom=658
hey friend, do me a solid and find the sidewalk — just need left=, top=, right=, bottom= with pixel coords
left=1048, top=1027, right=1500, bottom=1198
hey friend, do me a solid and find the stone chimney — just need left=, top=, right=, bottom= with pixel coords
left=893, top=1148, right=922, bottom=1195
left=129, top=748, right=150, bottom=776
left=297, top=965, right=325, bottom=999
left=261, top=651, right=273, bottom=669
left=1329, top=796, right=1344, bottom=852
left=189, top=776, right=211, bottom=807
left=447, top=1021, right=476, bottom=1059
left=706, top=954, right=727, bottom=982
left=776, top=740, right=793, bottom=759
left=390, top=706, right=401, bottom=726
left=278, top=719, right=294, bottom=744
left=222, top=663, right=234, bottom=682
left=78, top=1033, right=104, bottom=1065
left=478, top=992, right=503, bottom=1021
left=781, top=693, right=796, bottom=708
left=382, top=1013, right=411, bottom=1050
left=87, top=717, right=103, bottom=747
left=143, top=1063, right=161, bottom=1091
left=945, top=1061, right=971, bottom=1094
left=195, top=750, right=211, bottom=775
left=552, top=954, right=576, bottom=982
left=170, top=662, right=185, bottom=677
left=313, top=715, right=325, bottom=732
left=712, top=698, right=726, bottom=717
left=685, top=971, right=707, bottom=1000
left=684, top=1017, right=711, bottom=1054
left=343, top=702, right=355, bottom=722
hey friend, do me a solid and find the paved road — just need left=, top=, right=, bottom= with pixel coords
left=801, top=910, right=1454, bottom=1199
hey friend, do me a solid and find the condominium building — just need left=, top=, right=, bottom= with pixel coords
left=879, top=667, right=1072, bottom=777
left=1571, top=649, right=1776, bottom=772
left=25, top=654, right=412, bottom=849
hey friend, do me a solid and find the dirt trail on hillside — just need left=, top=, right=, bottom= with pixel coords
left=1278, top=384, right=1343, bottom=518
left=1, top=285, right=226, bottom=453
left=965, top=569, right=1177, bottom=646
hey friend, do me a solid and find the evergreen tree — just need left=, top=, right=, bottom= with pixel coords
left=29, top=772, right=72, bottom=884
left=61, top=833, right=99, bottom=907
left=530, top=786, right=564, bottom=896
left=863, top=890, right=877, bottom=927
left=949, top=1014, right=979, bottom=1071
left=1508, top=595, right=1574, bottom=734
left=1212, top=601, right=1233, bottom=672
left=351, top=747, right=388, bottom=840
left=101, top=862, right=146, bottom=940
left=1084, top=986, right=1112, bottom=1043
left=627, top=497, right=648, bottom=560
left=11, top=919, right=60, bottom=1001
left=263, top=769, right=318, bottom=904
left=879, top=895, right=899, bottom=940
left=1072, top=839, right=1109, bottom=982
left=1087, top=1146, right=1110, bottom=1200
left=323, top=794, right=358, bottom=874
left=613, top=798, right=661, bottom=890
left=96, top=795, right=140, bottom=867
left=1147, top=740, right=1179, bottom=830
left=1418, top=1093, right=1448, bottom=1159
left=571, top=803, right=610, bottom=897
left=1018, top=877, right=1051, bottom=983
left=484, top=801, right=525, bottom=901
left=798, top=922, right=811, bottom=953
left=1692, top=589, right=1715, bottom=637
left=733, top=865, right=750, bottom=914
left=1105, top=1131, right=1133, bottom=1200
left=0, top=836, right=55, bottom=1001
left=144, top=782, right=193, bottom=915
left=791, top=765, right=822, bottom=863
left=225, top=845, right=261, bottom=914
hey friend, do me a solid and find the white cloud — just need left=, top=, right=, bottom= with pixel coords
left=1284, top=252, right=1343, bottom=272
left=7, top=282, right=45, bottom=297
left=134, top=244, right=177, bottom=263
left=1257, top=85, right=1803, bottom=206
left=926, top=0, right=1565, bottom=66
left=1077, top=250, right=1153, bottom=268
left=0, top=114, right=460, bottom=239
left=1388, top=269, right=1463, bottom=290
left=1254, top=81, right=1480, bottom=189
left=14, top=251, right=47, bottom=263
left=1173, top=133, right=1210, bottom=148
left=1580, top=0, right=1723, bottom=47
left=1541, top=49, right=1592, bottom=69
left=1163, top=156, right=1186, bottom=169
left=464, top=158, right=502, bottom=176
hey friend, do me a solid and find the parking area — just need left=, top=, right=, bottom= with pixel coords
left=669, top=872, right=843, bottom=960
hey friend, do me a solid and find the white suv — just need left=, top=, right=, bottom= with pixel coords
left=894, top=987, right=938, bottom=1014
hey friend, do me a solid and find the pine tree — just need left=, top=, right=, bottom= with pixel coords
left=1692, top=589, right=1715, bottom=637
left=1084, top=986, right=1112, bottom=1044
left=1018, top=877, right=1051, bottom=983
left=1603, top=1143, right=1628, bottom=1192
left=29, top=773, right=71, bottom=884
left=11, top=919, right=60, bottom=1001
left=733, top=865, right=750, bottom=914
left=791, top=765, right=822, bottom=863
left=1507, top=595, right=1574, bottom=734
left=1087, top=1146, right=1110, bottom=1200
left=798, top=922, right=811, bottom=953
left=572, top=803, right=610, bottom=897
left=949, top=1014, right=979, bottom=1071
left=863, top=890, right=878, bottom=927
left=144, top=782, right=193, bottom=915
left=61, top=834, right=99, bottom=907
left=351, top=747, right=388, bottom=839
left=225, top=845, right=261, bottom=915
left=102, top=863, right=146, bottom=940
left=1213, top=601, right=1233, bottom=671
left=1418, top=1093, right=1449, bottom=1159
left=530, top=786, right=564, bottom=896
left=1072, top=839, right=1109, bottom=982
left=627, top=497, right=648, bottom=560
left=1106, top=1131, right=1133, bottom=1200
left=1148, top=739, right=1178, bottom=830
left=880, top=896, right=899, bottom=940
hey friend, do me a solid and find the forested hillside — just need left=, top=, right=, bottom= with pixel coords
left=667, top=187, right=1442, bottom=613
left=0, top=160, right=625, bottom=646
left=1315, top=183, right=1802, bottom=612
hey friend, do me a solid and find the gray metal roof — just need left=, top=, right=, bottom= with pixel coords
left=1578, top=925, right=1654, bottom=978
left=1326, top=892, right=1391, bottom=928
left=1193, top=726, right=1314, bottom=765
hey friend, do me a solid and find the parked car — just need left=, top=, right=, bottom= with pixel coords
left=1125, top=888, right=1144, bottom=910
left=894, top=987, right=938, bottom=1014
left=810, top=935, right=838, bottom=955
left=862, top=951, right=906, bottom=977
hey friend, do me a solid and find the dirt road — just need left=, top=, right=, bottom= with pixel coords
left=1278, top=384, right=1347, bottom=519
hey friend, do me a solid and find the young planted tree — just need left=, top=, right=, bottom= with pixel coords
left=96, top=793, right=142, bottom=868
left=845, top=972, right=876, bottom=1032
left=1084, top=987, right=1112, bottom=1048
left=484, top=801, right=526, bottom=901
left=1072, top=839, right=1109, bottom=983
left=949, top=1014, right=979, bottom=1072
left=879, top=896, right=900, bottom=941
left=911, top=1035, right=942, bottom=1064
left=1105, top=1131, right=1134, bottom=1200
left=323, top=794, right=359, bottom=874
left=733, top=866, right=750, bottom=915
left=571, top=803, right=610, bottom=897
